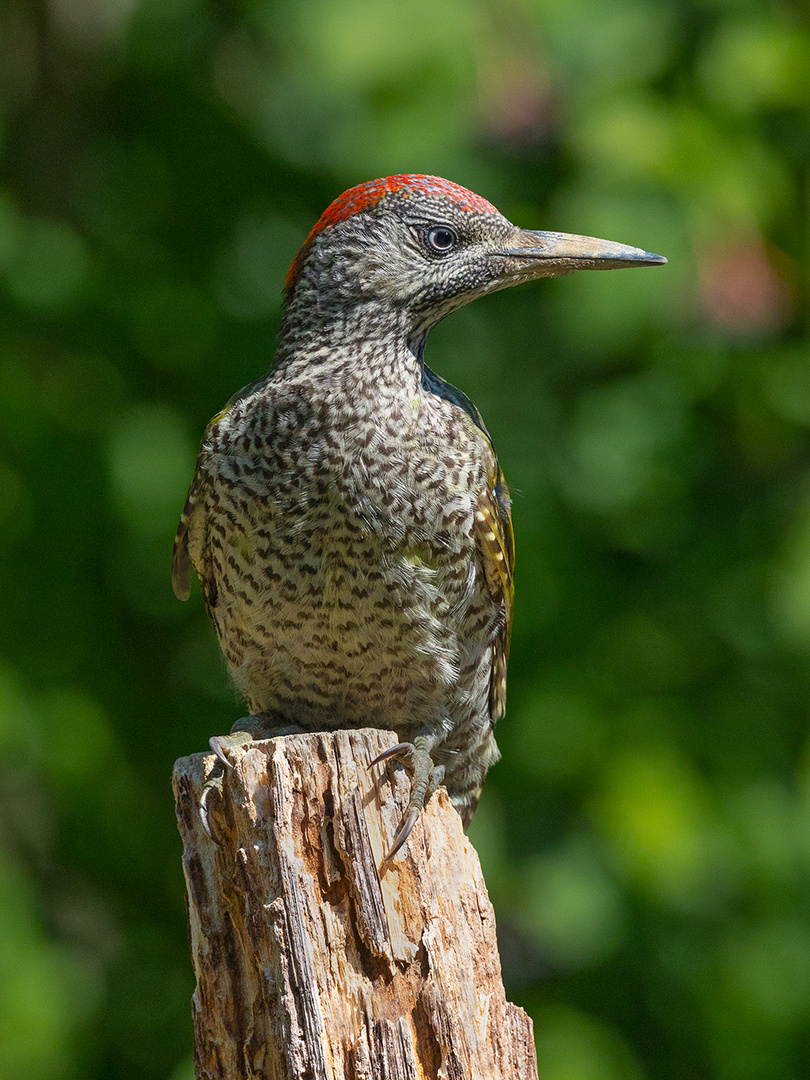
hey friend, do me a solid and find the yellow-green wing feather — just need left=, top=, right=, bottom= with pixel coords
left=475, top=456, right=515, bottom=723
left=172, top=395, right=251, bottom=604
left=172, top=481, right=200, bottom=602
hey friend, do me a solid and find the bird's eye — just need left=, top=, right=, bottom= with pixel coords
left=425, top=226, right=458, bottom=253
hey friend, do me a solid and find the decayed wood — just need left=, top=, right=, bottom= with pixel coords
left=173, top=728, right=538, bottom=1080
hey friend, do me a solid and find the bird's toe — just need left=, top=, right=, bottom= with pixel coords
left=201, top=718, right=306, bottom=840
left=199, top=767, right=225, bottom=840
left=372, top=734, right=446, bottom=860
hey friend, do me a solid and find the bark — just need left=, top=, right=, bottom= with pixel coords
left=173, top=728, right=538, bottom=1080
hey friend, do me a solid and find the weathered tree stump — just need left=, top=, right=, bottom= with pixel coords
left=173, top=728, right=538, bottom=1080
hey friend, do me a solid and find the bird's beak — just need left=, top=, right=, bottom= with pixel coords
left=497, top=228, right=667, bottom=274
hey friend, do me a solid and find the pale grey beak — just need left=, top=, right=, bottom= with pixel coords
left=499, top=228, right=667, bottom=272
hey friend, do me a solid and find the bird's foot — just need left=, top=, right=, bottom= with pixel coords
left=370, top=734, right=445, bottom=860
left=199, top=716, right=304, bottom=839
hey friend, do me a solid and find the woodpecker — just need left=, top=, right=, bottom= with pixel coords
left=173, top=175, right=665, bottom=857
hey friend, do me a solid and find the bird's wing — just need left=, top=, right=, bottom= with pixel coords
left=172, top=475, right=203, bottom=602
left=172, top=463, right=222, bottom=611
left=173, top=380, right=272, bottom=603
left=172, top=395, right=249, bottom=604
left=422, top=365, right=515, bottom=722
left=475, top=456, right=515, bottom=723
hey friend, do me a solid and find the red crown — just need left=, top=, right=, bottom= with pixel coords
left=285, top=175, right=498, bottom=291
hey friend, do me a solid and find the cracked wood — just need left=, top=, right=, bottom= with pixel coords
left=173, top=728, right=538, bottom=1080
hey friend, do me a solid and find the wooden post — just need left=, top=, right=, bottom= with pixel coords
left=173, top=728, right=538, bottom=1080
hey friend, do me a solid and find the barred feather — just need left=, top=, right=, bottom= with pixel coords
left=475, top=462, right=514, bottom=723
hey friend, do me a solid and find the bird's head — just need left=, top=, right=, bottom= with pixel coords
left=284, top=175, right=665, bottom=337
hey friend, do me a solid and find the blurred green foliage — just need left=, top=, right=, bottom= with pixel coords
left=1, top=0, right=809, bottom=1077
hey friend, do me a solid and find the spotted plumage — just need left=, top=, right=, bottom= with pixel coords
left=173, top=174, right=665, bottom=854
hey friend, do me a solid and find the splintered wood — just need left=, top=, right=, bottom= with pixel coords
left=173, top=729, right=538, bottom=1080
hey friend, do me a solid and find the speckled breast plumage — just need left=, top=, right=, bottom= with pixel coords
left=177, top=343, right=510, bottom=822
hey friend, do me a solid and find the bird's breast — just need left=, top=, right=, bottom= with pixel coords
left=197, top=391, right=500, bottom=724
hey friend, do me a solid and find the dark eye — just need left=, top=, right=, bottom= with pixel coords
left=425, top=226, right=458, bottom=253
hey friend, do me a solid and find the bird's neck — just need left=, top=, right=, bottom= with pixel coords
left=273, top=296, right=426, bottom=394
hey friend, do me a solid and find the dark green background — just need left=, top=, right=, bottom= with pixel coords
left=2, top=1, right=809, bottom=1077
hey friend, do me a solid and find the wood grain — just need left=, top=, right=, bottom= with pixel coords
left=173, top=729, right=538, bottom=1080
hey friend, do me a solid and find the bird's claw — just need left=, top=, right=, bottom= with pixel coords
left=199, top=767, right=224, bottom=838
left=199, top=731, right=254, bottom=840
left=386, top=806, right=422, bottom=860
left=370, top=734, right=445, bottom=860
left=209, top=730, right=254, bottom=768
left=369, top=741, right=416, bottom=768
left=199, top=720, right=304, bottom=841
